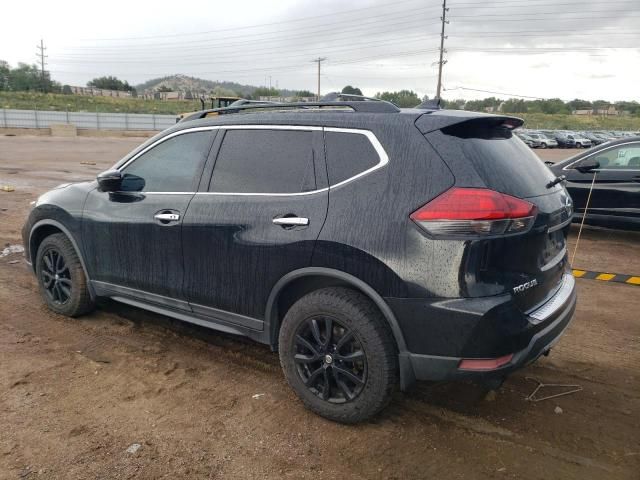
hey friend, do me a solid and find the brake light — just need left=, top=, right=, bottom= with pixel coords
left=410, top=187, right=537, bottom=237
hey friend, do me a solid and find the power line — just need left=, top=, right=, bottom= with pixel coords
left=60, top=10, right=438, bottom=52
left=444, top=86, right=546, bottom=99
left=450, top=0, right=638, bottom=5
left=451, top=8, right=640, bottom=17
left=50, top=33, right=434, bottom=65
left=452, top=13, right=640, bottom=22
left=74, top=0, right=432, bottom=42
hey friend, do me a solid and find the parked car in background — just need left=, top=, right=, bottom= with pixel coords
left=516, top=132, right=541, bottom=148
left=22, top=100, right=577, bottom=422
left=550, top=136, right=640, bottom=230
left=527, top=132, right=558, bottom=148
left=579, top=132, right=607, bottom=146
left=567, top=133, right=592, bottom=148
left=554, top=132, right=577, bottom=148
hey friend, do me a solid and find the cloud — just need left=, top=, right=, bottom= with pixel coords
left=1, top=0, right=638, bottom=100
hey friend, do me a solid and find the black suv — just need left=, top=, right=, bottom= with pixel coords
left=22, top=100, right=577, bottom=423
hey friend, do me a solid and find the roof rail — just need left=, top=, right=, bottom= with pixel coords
left=320, top=92, right=387, bottom=103
left=179, top=98, right=400, bottom=122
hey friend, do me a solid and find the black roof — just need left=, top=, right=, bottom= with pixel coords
left=171, top=108, right=522, bottom=135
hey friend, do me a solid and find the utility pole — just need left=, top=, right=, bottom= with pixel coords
left=435, top=0, right=449, bottom=99
left=313, top=57, right=326, bottom=101
left=36, top=39, right=48, bottom=93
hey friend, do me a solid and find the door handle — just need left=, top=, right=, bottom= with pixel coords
left=154, top=213, right=180, bottom=222
left=633, top=176, right=640, bottom=183
left=272, top=217, right=309, bottom=226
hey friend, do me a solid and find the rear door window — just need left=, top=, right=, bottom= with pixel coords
left=324, top=131, right=380, bottom=185
left=210, top=129, right=316, bottom=193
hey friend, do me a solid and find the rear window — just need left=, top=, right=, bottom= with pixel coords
left=325, top=131, right=379, bottom=185
left=433, top=121, right=557, bottom=198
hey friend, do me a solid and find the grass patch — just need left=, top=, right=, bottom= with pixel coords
left=0, top=92, right=200, bottom=115
left=517, top=113, right=640, bottom=131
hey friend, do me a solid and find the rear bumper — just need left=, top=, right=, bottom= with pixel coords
left=391, top=273, right=577, bottom=386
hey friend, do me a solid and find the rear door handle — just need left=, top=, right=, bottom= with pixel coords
left=154, top=212, right=180, bottom=222
left=272, top=217, right=309, bottom=226
left=632, top=175, right=640, bottom=183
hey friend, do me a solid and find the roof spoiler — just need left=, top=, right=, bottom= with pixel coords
left=416, top=111, right=524, bottom=134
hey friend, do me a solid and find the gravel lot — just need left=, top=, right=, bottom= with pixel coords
left=1, top=136, right=639, bottom=479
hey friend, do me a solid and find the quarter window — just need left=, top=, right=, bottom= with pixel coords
left=121, top=131, right=213, bottom=192
left=210, top=129, right=316, bottom=193
left=324, top=131, right=379, bottom=185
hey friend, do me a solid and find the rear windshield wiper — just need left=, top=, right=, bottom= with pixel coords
left=546, top=175, right=566, bottom=189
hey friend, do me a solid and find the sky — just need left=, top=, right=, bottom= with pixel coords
left=2, top=0, right=639, bottom=101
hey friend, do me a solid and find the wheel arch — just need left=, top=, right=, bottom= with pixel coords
left=29, top=219, right=95, bottom=299
left=266, top=268, right=408, bottom=352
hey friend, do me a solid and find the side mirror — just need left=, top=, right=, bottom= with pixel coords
left=575, top=160, right=600, bottom=173
left=97, top=170, right=123, bottom=192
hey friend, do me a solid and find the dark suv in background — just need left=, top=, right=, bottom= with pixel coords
left=23, top=99, right=577, bottom=423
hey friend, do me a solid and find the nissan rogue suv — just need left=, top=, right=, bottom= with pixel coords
left=22, top=99, right=577, bottom=423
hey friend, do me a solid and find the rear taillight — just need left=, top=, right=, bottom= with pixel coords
left=410, top=187, right=537, bottom=237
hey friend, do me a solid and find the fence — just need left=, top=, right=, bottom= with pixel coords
left=1, top=109, right=176, bottom=131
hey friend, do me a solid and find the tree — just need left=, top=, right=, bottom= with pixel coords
left=211, top=86, right=238, bottom=97
left=87, top=76, right=133, bottom=91
left=62, top=84, right=72, bottom=95
left=295, top=90, right=315, bottom=98
left=375, top=89, right=420, bottom=108
left=156, top=85, right=172, bottom=92
left=501, top=98, right=528, bottom=113
left=341, top=85, right=363, bottom=96
left=442, top=98, right=465, bottom=109
left=253, top=87, right=280, bottom=98
left=567, top=98, right=592, bottom=111
left=6, top=63, right=44, bottom=91
left=0, top=60, right=9, bottom=91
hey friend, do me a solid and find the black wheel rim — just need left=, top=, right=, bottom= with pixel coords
left=293, top=316, right=367, bottom=404
left=41, top=248, right=72, bottom=305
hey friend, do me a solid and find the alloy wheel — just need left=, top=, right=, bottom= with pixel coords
left=293, top=315, right=367, bottom=403
left=41, top=248, right=72, bottom=305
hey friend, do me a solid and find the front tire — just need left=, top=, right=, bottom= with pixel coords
left=36, top=233, right=95, bottom=317
left=279, top=287, right=398, bottom=423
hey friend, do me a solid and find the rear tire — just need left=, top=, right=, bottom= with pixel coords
left=35, top=233, right=95, bottom=317
left=540, top=143, right=547, bottom=149
left=279, top=287, right=398, bottom=423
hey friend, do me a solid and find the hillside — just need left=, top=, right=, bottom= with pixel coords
left=135, top=74, right=298, bottom=97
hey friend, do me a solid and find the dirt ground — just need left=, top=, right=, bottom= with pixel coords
left=0, top=136, right=639, bottom=480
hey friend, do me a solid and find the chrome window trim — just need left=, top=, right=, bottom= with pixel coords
left=116, top=124, right=389, bottom=197
left=117, top=126, right=218, bottom=171
left=562, top=140, right=640, bottom=172
left=324, top=127, right=389, bottom=190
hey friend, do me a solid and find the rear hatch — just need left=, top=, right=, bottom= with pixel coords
left=419, top=115, right=572, bottom=313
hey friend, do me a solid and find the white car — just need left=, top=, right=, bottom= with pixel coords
left=567, top=134, right=592, bottom=148
left=527, top=133, right=558, bottom=148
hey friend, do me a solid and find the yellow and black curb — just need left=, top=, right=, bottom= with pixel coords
left=573, top=269, right=640, bottom=286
